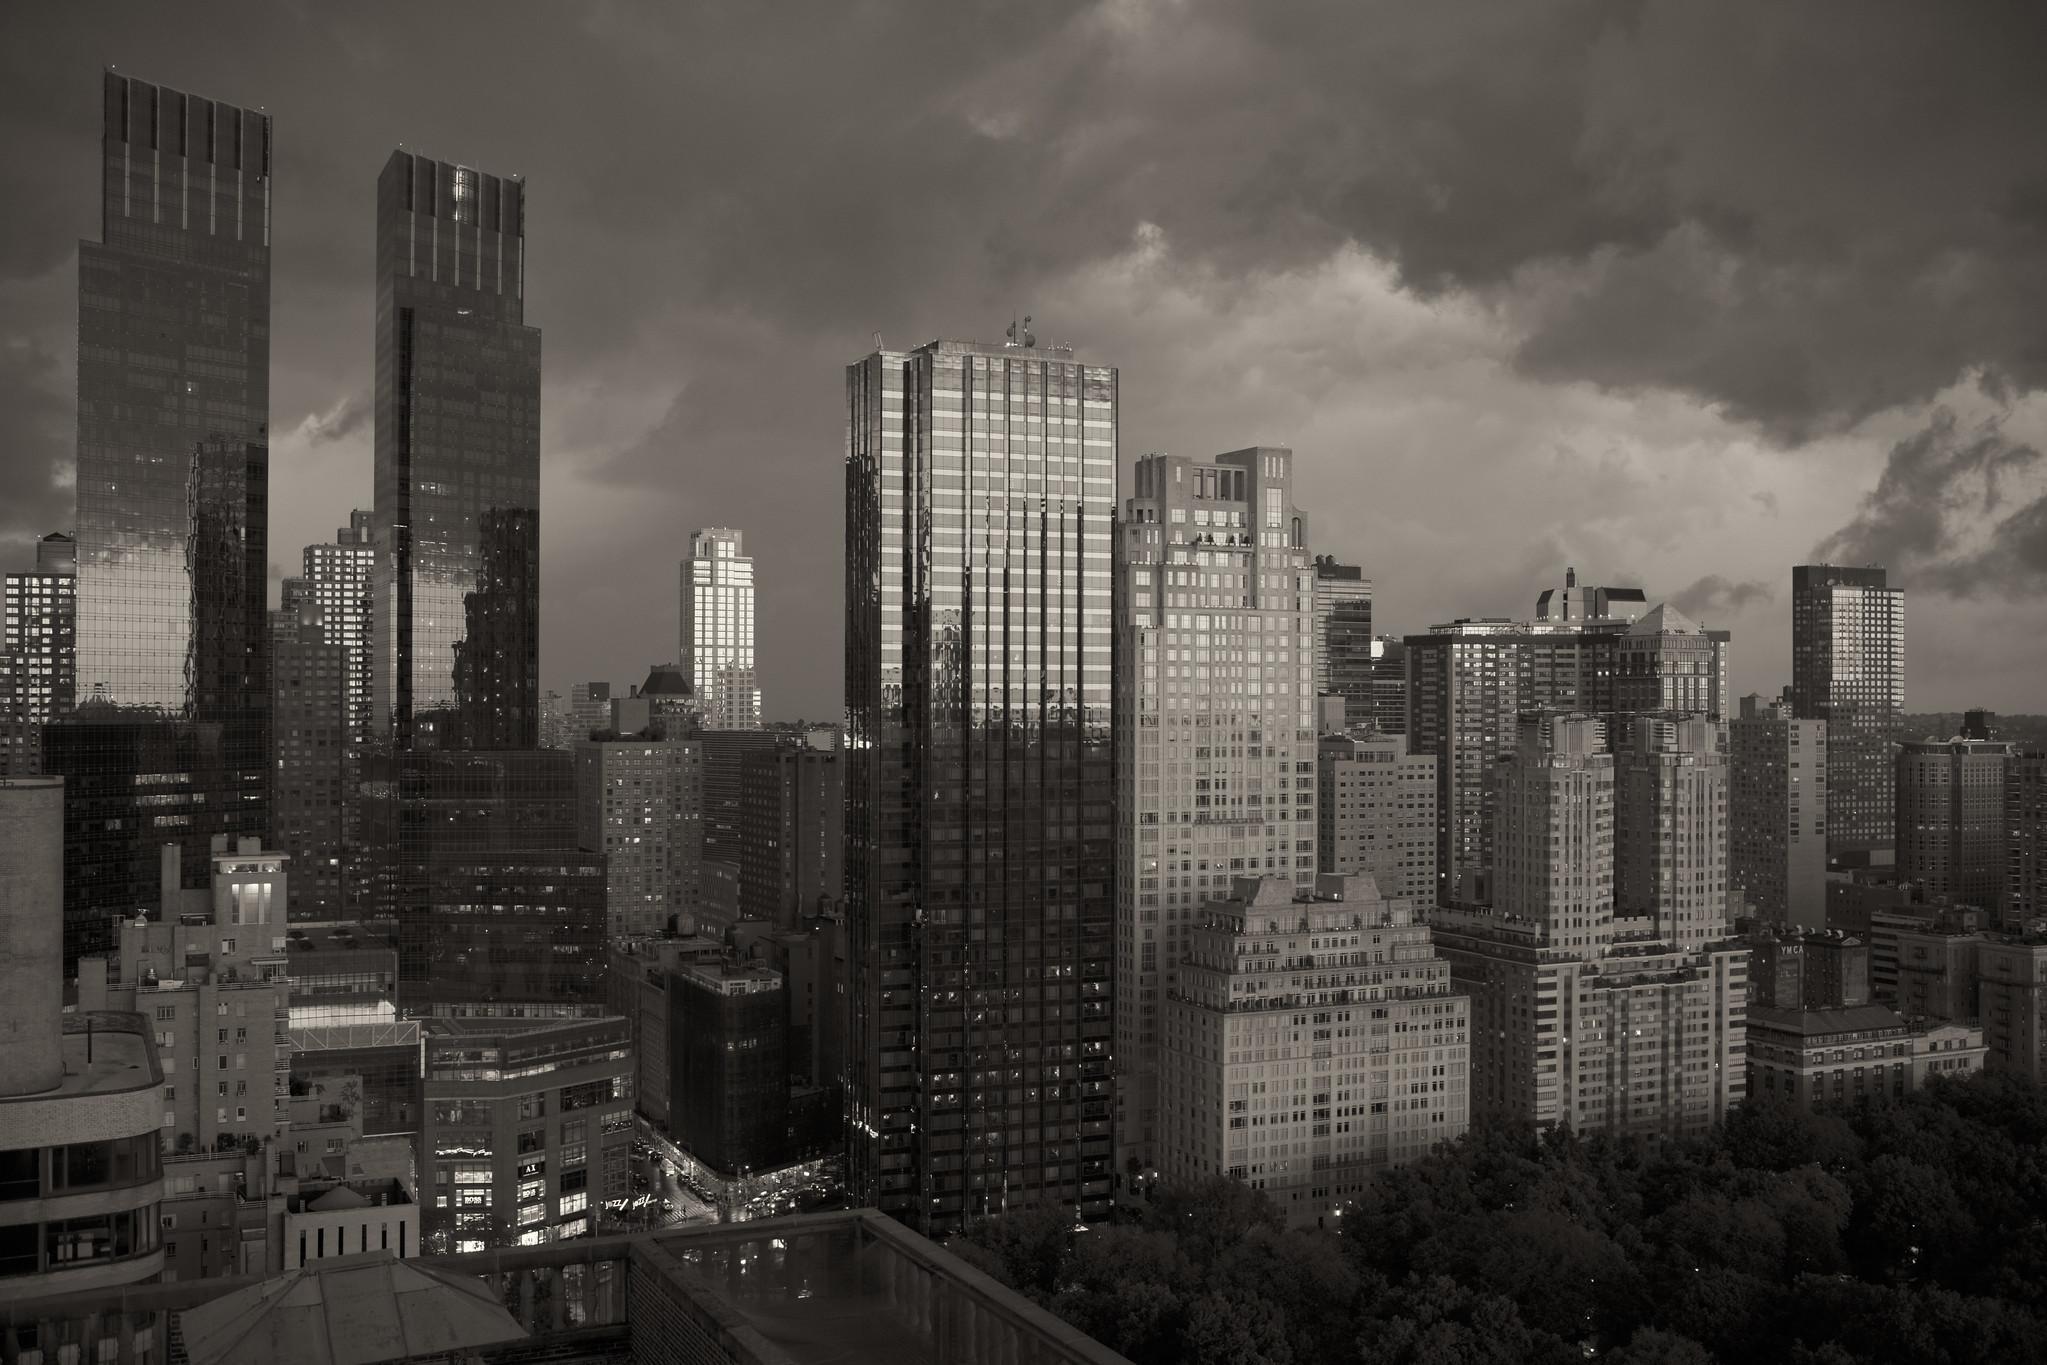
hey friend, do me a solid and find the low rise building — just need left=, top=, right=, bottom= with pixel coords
left=1745, top=1003, right=1985, bottom=1108
left=1158, top=873, right=1470, bottom=1228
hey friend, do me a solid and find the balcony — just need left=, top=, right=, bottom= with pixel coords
left=0, top=1209, right=1134, bottom=1365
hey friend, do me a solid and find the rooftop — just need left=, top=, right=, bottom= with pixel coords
left=13, top=1011, right=161, bottom=1100
left=1, top=1211, right=1135, bottom=1365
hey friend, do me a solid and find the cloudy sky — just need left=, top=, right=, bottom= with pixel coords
left=6, top=1, right=2047, bottom=717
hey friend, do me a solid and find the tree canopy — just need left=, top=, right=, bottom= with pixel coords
left=949, top=1073, right=2047, bottom=1365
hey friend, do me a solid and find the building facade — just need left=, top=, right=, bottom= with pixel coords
left=574, top=735, right=704, bottom=938
left=2007, top=750, right=2047, bottom=930
left=669, top=962, right=789, bottom=1178
left=271, top=594, right=350, bottom=919
left=844, top=337, right=1115, bottom=1233
left=1977, top=938, right=2047, bottom=1083
left=49, top=74, right=273, bottom=969
left=681, top=529, right=761, bottom=731
left=736, top=744, right=842, bottom=926
left=1311, top=556, right=1372, bottom=727
left=1613, top=604, right=1730, bottom=720
left=1612, top=714, right=1727, bottom=950
left=1791, top=564, right=1904, bottom=869
left=1115, top=448, right=1317, bottom=1171
left=1730, top=693, right=1827, bottom=929
left=1157, top=874, right=1468, bottom=1228
left=372, top=150, right=539, bottom=751
left=1, top=777, right=166, bottom=1303
left=1429, top=715, right=1747, bottom=1137
left=1317, top=731, right=1437, bottom=904
left=1896, top=736, right=2011, bottom=909
left=1745, top=1004, right=1984, bottom=1108
left=420, top=1013, right=634, bottom=1250
left=1, top=533, right=77, bottom=776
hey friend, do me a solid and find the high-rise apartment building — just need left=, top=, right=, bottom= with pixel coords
left=47, top=74, right=273, bottom=969
left=1, top=533, right=77, bottom=775
left=1791, top=564, right=1904, bottom=869
left=2008, top=749, right=2047, bottom=929
left=1977, top=938, right=2047, bottom=1083
left=1430, top=714, right=1747, bottom=1136
left=1897, top=736, right=2011, bottom=909
left=845, top=337, right=1115, bottom=1233
left=574, top=734, right=704, bottom=938
left=1730, top=693, right=1828, bottom=929
left=1157, top=873, right=1469, bottom=1227
left=1317, top=731, right=1437, bottom=904
left=1311, top=556, right=1373, bottom=728
left=300, top=513, right=374, bottom=743
left=1613, top=714, right=1728, bottom=950
left=1114, top=449, right=1317, bottom=1171
left=737, top=744, right=842, bottom=925
left=681, top=529, right=761, bottom=731
left=372, top=150, right=539, bottom=751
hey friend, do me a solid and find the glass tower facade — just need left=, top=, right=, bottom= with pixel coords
left=372, top=150, right=539, bottom=752
left=844, top=338, right=1116, bottom=1234
left=48, top=73, right=272, bottom=967
left=681, top=528, right=760, bottom=730
left=1790, top=564, right=1904, bottom=868
left=1311, top=556, right=1373, bottom=725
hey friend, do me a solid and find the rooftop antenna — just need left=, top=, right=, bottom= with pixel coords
left=1005, top=314, right=1036, bottom=348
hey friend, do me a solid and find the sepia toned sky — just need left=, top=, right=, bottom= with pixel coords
left=5, top=1, right=2047, bottom=717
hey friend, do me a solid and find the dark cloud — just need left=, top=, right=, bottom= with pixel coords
left=1815, top=408, right=2043, bottom=595
left=0, top=335, right=74, bottom=554
left=1669, top=574, right=1771, bottom=621
left=4, top=2, right=2047, bottom=713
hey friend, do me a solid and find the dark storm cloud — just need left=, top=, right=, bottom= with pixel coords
left=1815, top=409, right=2043, bottom=595
left=1669, top=575, right=1771, bottom=622
left=0, top=335, right=74, bottom=555
left=4, top=1, right=2046, bottom=712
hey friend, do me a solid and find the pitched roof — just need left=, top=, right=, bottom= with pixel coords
left=640, top=662, right=694, bottom=697
left=180, top=1251, right=525, bottom=1365
left=1627, top=602, right=1704, bottom=636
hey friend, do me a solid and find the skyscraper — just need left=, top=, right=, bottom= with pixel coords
left=1897, top=734, right=2010, bottom=909
left=301, top=511, right=374, bottom=747
left=1431, top=714, right=1747, bottom=1135
left=2007, top=749, right=2047, bottom=930
left=574, top=731, right=704, bottom=938
left=1, top=533, right=76, bottom=776
left=47, top=74, right=273, bottom=967
left=681, top=528, right=761, bottom=730
left=737, top=744, right=843, bottom=926
left=845, top=336, right=1115, bottom=1234
left=1730, top=693, right=1828, bottom=929
left=1369, top=635, right=1407, bottom=737
left=372, top=150, right=539, bottom=752
left=1114, top=448, right=1317, bottom=1171
left=1311, top=555, right=1373, bottom=727
left=1791, top=564, right=1904, bottom=869
left=1317, top=730, right=1437, bottom=903
left=1614, top=604, right=1731, bottom=721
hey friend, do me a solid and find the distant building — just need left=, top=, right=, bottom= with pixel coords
left=606, top=936, right=727, bottom=1133
left=1745, top=1004, right=1984, bottom=1108
left=1730, top=693, right=1827, bottom=929
left=282, top=1177, right=417, bottom=1267
left=419, top=1012, right=634, bottom=1251
left=1613, top=604, right=1731, bottom=720
left=1977, top=937, right=2047, bottom=1083
left=1311, top=556, right=1373, bottom=728
left=574, top=733, right=704, bottom=938
left=1791, top=564, right=1903, bottom=870
left=1369, top=636, right=1407, bottom=738
left=1892, top=921, right=1985, bottom=1023
left=271, top=592, right=352, bottom=919
left=1430, top=715, right=1747, bottom=1137
left=1158, top=873, right=1469, bottom=1228
left=2006, top=749, right=2047, bottom=929
left=682, top=529, right=761, bottom=731
left=1612, top=714, right=1727, bottom=950
left=1316, top=731, right=1437, bottom=904
left=1, top=532, right=76, bottom=776
left=1747, top=928, right=1871, bottom=1010
left=1896, top=735, right=2011, bottom=908
left=1, top=776, right=167, bottom=1303
left=699, top=731, right=782, bottom=874
left=566, top=681, right=613, bottom=746
left=737, top=745, right=842, bottom=925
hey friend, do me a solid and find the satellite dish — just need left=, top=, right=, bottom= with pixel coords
left=1022, top=314, right=1036, bottom=347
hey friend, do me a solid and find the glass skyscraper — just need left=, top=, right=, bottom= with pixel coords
left=47, top=73, right=272, bottom=967
left=681, top=528, right=761, bottom=730
left=1311, top=555, right=1373, bottom=725
left=372, top=150, right=539, bottom=752
left=1791, top=564, right=1904, bottom=869
left=844, top=337, right=1116, bottom=1234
